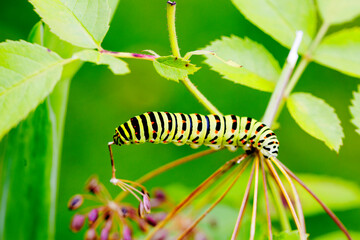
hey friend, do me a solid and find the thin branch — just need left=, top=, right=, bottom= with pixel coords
left=250, top=157, right=260, bottom=240
left=146, top=154, right=247, bottom=240
left=115, top=149, right=218, bottom=202
left=277, top=160, right=352, bottom=240
left=271, top=157, right=306, bottom=235
left=266, top=160, right=306, bottom=240
left=167, top=1, right=181, bottom=58
left=177, top=158, right=251, bottom=239
left=261, top=158, right=273, bottom=240
left=100, top=50, right=156, bottom=61
left=231, top=160, right=256, bottom=240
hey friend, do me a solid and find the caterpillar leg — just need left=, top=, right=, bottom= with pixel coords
left=108, top=141, right=117, bottom=180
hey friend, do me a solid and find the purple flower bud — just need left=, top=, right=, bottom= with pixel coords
left=70, top=214, right=85, bottom=232
left=100, top=227, right=110, bottom=240
left=145, top=214, right=157, bottom=226
left=143, top=194, right=151, bottom=213
left=120, top=207, right=128, bottom=217
left=122, top=225, right=132, bottom=240
left=86, top=177, right=101, bottom=194
left=154, top=189, right=166, bottom=202
left=68, top=194, right=83, bottom=210
left=85, top=228, right=97, bottom=240
left=88, top=208, right=98, bottom=223
left=138, top=202, right=145, bottom=218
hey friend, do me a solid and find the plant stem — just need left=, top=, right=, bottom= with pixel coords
left=182, top=77, right=222, bottom=115
left=166, top=1, right=221, bottom=115
left=99, top=50, right=156, bottom=61
left=114, top=149, right=218, bottom=202
left=250, top=157, right=260, bottom=240
left=261, top=158, right=273, bottom=240
left=146, top=154, right=246, bottom=240
left=167, top=1, right=181, bottom=58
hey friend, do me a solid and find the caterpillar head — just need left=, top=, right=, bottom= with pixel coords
left=113, top=129, right=121, bottom=145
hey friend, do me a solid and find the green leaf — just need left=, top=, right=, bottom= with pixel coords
left=317, top=0, right=360, bottom=25
left=350, top=85, right=360, bottom=135
left=313, top=27, right=360, bottom=78
left=109, top=0, right=120, bottom=20
left=274, top=230, right=302, bottom=240
left=153, top=56, right=200, bottom=82
left=231, top=0, right=317, bottom=52
left=28, top=21, right=44, bottom=45
left=203, top=36, right=281, bottom=92
left=30, top=0, right=111, bottom=48
left=0, top=40, right=66, bottom=140
left=296, top=174, right=360, bottom=216
left=314, top=231, right=360, bottom=240
left=0, top=102, right=57, bottom=240
left=287, top=92, right=344, bottom=152
left=75, top=50, right=129, bottom=75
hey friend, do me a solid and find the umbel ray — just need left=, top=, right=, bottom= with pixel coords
left=107, top=111, right=351, bottom=240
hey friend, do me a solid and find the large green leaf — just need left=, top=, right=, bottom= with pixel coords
left=153, top=56, right=200, bottom=82
left=0, top=102, right=56, bottom=240
left=75, top=49, right=129, bottom=75
left=295, top=174, right=360, bottom=216
left=317, top=0, right=360, bottom=25
left=203, top=36, right=281, bottom=92
left=108, top=0, right=120, bottom=20
left=350, top=85, right=360, bottom=135
left=231, top=0, right=317, bottom=52
left=287, top=92, right=344, bottom=152
left=313, top=27, right=360, bottom=78
left=0, top=40, right=68, bottom=140
left=30, top=0, right=111, bottom=48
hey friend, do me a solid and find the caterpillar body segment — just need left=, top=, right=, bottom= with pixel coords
left=113, top=112, right=279, bottom=158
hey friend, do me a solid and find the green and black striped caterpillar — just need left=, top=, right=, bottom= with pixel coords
left=112, top=112, right=279, bottom=158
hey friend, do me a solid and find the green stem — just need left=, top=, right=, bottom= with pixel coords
left=167, top=1, right=181, bottom=58
left=99, top=50, right=156, bottom=61
left=182, top=77, right=222, bottom=115
left=166, top=1, right=221, bottom=115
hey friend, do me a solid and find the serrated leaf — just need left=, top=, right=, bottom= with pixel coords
left=231, top=0, right=317, bottom=52
left=313, top=27, right=360, bottom=78
left=295, top=174, right=360, bottom=216
left=350, top=85, right=360, bottom=135
left=203, top=36, right=281, bottom=92
left=108, top=0, right=120, bottom=20
left=75, top=50, right=129, bottom=75
left=287, top=92, right=344, bottom=152
left=30, top=0, right=111, bottom=48
left=0, top=40, right=67, bottom=140
left=314, top=231, right=360, bottom=240
left=153, top=56, right=200, bottom=82
left=317, top=0, right=360, bottom=25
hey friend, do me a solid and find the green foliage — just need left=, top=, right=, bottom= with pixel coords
left=0, top=102, right=56, bottom=240
left=350, top=85, right=360, bottom=135
left=287, top=92, right=344, bottom=152
left=75, top=50, right=129, bottom=75
left=314, top=231, right=360, bottom=240
left=231, top=0, right=316, bottom=52
left=316, top=0, right=360, bottom=25
left=29, top=0, right=111, bottom=48
left=0, top=40, right=67, bottom=140
left=203, top=36, right=281, bottom=92
left=153, top=56, right=200, bottom=82
left=313, top=27, right=360, bottom=78
left=274, top=230, right=302, bottom=240
left=296, top=174, right=360, bottom=216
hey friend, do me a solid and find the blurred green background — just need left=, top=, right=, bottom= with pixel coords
left=1, top=0, right=360, bottom=239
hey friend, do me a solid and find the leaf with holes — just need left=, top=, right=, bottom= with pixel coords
left=287, top=92, right=344, bottom=152
left=153, top=56, right=200, bottom=82
left=203, top=36, right=281, bottom=92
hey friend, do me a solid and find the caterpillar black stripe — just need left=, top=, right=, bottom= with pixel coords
left=113, top=112, right=279, bottom=158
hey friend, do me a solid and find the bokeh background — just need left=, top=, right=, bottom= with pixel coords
left=1, top=0, right=360, bottom=239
